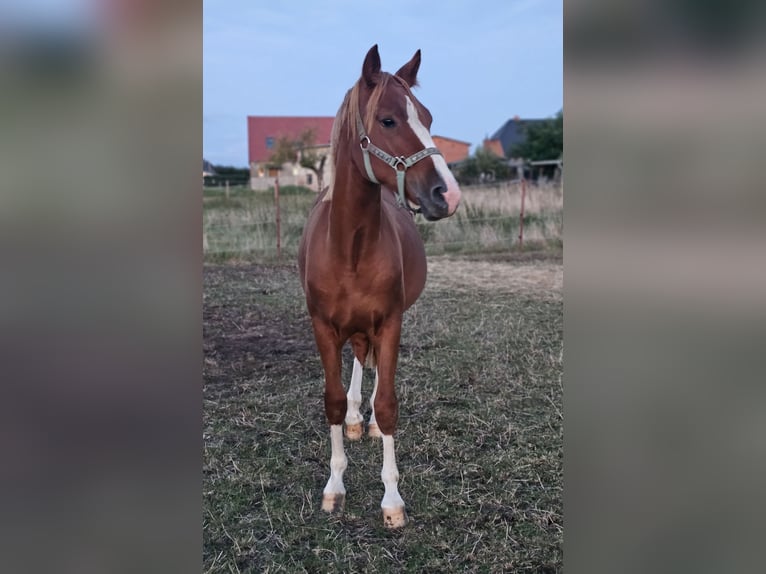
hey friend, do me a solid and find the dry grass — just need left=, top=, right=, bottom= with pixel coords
left=419, top=182, right=563, bottom=253
left=459, top=181, right=563, bottom=214
left=203, top=253, right=563, bottom=572
left=203, top=182, right=563, bottom=261
left=427, top=255, right=563, bottom=299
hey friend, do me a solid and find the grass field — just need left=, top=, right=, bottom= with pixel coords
left=203, top=182, right=563, bottom=262
left=203, top=250, right=563, bottom=572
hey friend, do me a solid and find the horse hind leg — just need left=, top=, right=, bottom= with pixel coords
left=344, top=357, right=364, bottom=440
left=345, top=335, right=371, bottom=440
left=367, top=368, right=382, bottom=438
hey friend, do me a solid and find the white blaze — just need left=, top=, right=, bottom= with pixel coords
left=405, top=96, right=461, bottom=214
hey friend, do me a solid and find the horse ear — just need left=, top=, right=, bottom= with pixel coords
left=362, top=44, right=382, bottom=88
left=395, top=49, right=421, bottom=88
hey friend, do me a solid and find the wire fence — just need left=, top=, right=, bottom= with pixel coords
left=202, top=181, right=563, bottom=260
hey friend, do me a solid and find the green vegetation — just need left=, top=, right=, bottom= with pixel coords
left=454, top=148, right=512, bottom=186
left=205, top=165, right=250, bottom=187
left=268, top=128, right=328, bottom=190
left=203, top=177, right=563, bottom=572
left=203, top=182, right=563, bottom=263
left=510, top=111, right=563, bottom=162
left=203, top=256, right=563, bottom=572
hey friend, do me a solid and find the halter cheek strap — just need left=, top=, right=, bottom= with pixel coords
left=356, top=113, right=442, bottom=214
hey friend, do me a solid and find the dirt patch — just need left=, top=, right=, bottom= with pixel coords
left=203, top=264, right=316, bottom=398
left=204, top=260, right=562, bottom=572
left=427, top=255, right=563, bottom=299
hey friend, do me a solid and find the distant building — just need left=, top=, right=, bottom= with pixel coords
left=484, top=115, right=548, bottom=159
left=483, top=115, right=561, bottom=182
left=247, top=116, right=468, bottom=190
left=247, top=116, right=335, bottom=190
left=431, top=135, right=471, bottom=167
left=481, top=138, right=505, bottom=159
left=202, top=158, right=216, bottom=178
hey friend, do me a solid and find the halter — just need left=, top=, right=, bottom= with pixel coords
left=356, top=112, right=442, bottom=215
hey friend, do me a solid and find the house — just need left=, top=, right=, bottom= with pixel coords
left=481, top=138, right=505, bottom=159
left=431, top=135, right=471, bottom=167
left=485, top=115, right=548, bottom=159
left=247, top=116, right=335, bottom=190
left=247, top=116, right=469, bottom=191
left=202, top=158, right=216, bottom=178
left=484, top=115, right=561, bottom=181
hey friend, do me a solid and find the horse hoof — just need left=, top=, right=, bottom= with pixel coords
left=321, top=493, right=344, bottom=513
left=382, top=506, right=407, bottom=529
left=368, top=422, right=382, bottom=438
left=345, top=422, right=363, bottom=441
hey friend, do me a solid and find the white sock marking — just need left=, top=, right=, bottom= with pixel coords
left=381, top=434, right=405, bottom=510
left=369, top=368, right=379, bottom=428
left=323, top=424, right=347, bottom=497
left=345, top=358, right=364, bottom=427
left=405, top=96, right=461, bottom=214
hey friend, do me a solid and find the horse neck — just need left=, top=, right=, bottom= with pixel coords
left=327, top=139, right=383, bottom=258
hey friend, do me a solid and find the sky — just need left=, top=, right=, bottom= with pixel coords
left=203, top=0, right=562, bottom=167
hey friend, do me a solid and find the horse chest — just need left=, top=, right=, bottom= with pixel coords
left=307, top=271, right=402, bottom=330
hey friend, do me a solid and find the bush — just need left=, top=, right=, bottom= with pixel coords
left=455, top=148, right=512, bottom=185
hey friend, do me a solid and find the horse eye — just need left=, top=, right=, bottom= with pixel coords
left=380, top=118, right=396, bottom=128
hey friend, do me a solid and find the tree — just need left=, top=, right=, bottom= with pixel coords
left=510, top=110, right=563, bottom=162
left=206, top=164, right=249, bottom=187
left=455, top=147, right=512, bottom=185
left=211, top=164, right=249, bottom=177
left=268, top=128, right=328, bottom=190
left=267, top=136, right=299, bottom=167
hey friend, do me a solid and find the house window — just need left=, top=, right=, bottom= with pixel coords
left=265, top=136, right=274, bottom=149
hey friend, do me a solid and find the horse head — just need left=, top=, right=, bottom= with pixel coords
left=353, top=45, right=462, bottom=221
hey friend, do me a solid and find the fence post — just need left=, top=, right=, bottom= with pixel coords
left=274, top=176, right=281, bottom=260
left=225, top=180, right=230, bottom=200
left=518, top=177, right=526, bottom=249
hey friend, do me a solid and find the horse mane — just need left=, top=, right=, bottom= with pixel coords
left=323, top=72, right=415, bottom=201
left=331, top=72, right=416, bottom=159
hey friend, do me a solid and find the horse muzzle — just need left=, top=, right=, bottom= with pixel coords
left=416, top=175, right=461, bottom=220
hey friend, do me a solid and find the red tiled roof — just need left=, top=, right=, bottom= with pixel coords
left=432, top=135, right=471, bottom=164
left=482, top=138, right=505, bottom=158
left=248, top=116, right=335, bottom=164
left=432, top=135, right=471, bottom=146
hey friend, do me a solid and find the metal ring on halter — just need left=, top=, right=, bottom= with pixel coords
left=394, top=157, right=407, bottom=172
left=359, top=135, right=371, bottom=150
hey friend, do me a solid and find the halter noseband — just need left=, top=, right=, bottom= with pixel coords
left=355, top=112, right=442, bottom=215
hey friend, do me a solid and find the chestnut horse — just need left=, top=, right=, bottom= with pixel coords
left=298, top=45, right=461, bottom=528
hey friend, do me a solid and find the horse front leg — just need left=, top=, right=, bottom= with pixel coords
left=311, top=319, right=347, bottom=513
left=374, top=319, right=407, bottom=528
